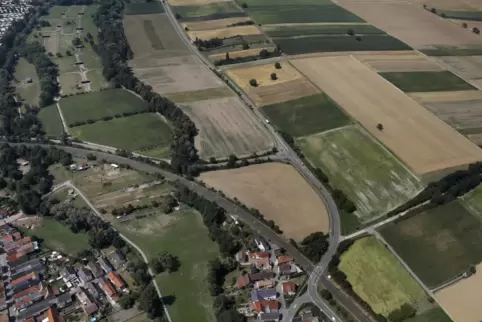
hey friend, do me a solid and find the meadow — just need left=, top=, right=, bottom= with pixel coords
left=404, top=308, right=452, bottom=322
left=340, top=236, right=427, bottom=316
left=60, top=89, right=148, bottom=125
left=174, top=2, right=243, bottom=20
left=379, top=201, right=482, bottom=287
left=38, top=104, right=64, bottom=137
left=297, top=125, right=422, bottom=222
left=124, top=2, right=165, bottom=15
left=273, top=35, right=411, bottom=55
left=14, top=58, right=40, bottom=106
left=116, top=210, right=219, bottom=322
left=261, top=93, right=350, bottom=137
left=69, top=113, right=173, bottom=152
left=462, top=184, right=482, bottom=220
left=380, top=71, right=475, bottom=92
left=263, top=24, right=383, bottom=38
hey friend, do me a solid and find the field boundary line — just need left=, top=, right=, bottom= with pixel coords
left=56, top=102, right=70, bottom=135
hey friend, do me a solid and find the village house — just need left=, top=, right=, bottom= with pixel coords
left=98, top=257, right=113, bottom=273
left=60, top=266, right=78, bottom=286
left=251, top=288, right=277, bottom=302
left=109, top=250, right=126, bottom=268
left=98, top=277, right=119, bottom=302
left=77, top=267, right=93, bottom=284
left=76, top=289, right=98, bottom=316
left=108, top=271, right=126, bottom=291
left=281, top=281, right=297, bottom=296
left=86, top=261, right=104, bottom=278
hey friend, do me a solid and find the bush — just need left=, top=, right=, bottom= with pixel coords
left=249, top=79, right=258, bottom=87
left=270, top=73, right=277, bottom=80
left=175, top=13, right=181, bottom=19
left=241, top=3, right=247, bottom=7
left=275, top=62, right=281, bottom=69
left=347, top=29, right=354, bottom=36
left=474, top=27, right=480, bottom=34
left=259, top=49, right=270, bottom=58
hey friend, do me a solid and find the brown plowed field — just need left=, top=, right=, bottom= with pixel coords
left=183, top=17, right=251, bottom=31
left=226, top=62, right=319, bottom=106
left=337, top=0, right=482, bottom=48
left=422, top=99, right=482, bottom=131
left=354, top=52, right=443, bottom=72
left=187, top=25, right=261, bottom=41
left=434, top=56, right=482, bottom=80
left=292, top=55, right=482, bottom=176
left=209, top=47, right=275, bottom=61
left=181, top=97, right=273, bottom=159
left=409, top=90, right=482, bottom=102
left=199, top=163, right=329, bottom=240
left=435, top=263, right=482, bottom=322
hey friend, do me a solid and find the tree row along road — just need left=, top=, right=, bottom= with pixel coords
left=12, top=143, right=370, bottom=321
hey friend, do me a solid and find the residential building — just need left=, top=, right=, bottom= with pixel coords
left=275, top=256, right=293, bottom=266
left=2, top=231, right=21, bottom=245
left=76, top=290, right=98, bottom=315
left=254, top=279, right=275, bottom=289
left=249, top=271, right=275, bottom=283
left=281, top=281, right=297, bottom=295
left=10, top=258, right=45, bottom=279
left=251, top=288, right=277, bottom=302
left=56, top=293, right=73, bottom=308
left=85, top=282, right=101, bottom=302
left=276, top=263, right=302, bottom=277
left=60, top=267, right=77, bottom=285
left=11, top=272, right=40, bottom=291
left=108, top=271, right=125, bottom=289
left=7, top=242, right=39, bottom=263
left=259, top=312, right=280, bottom=321
left=86, top=262, right=103, bottom=278
left=249, top=252, right=271, bottom=270
left=98, top=257, right=112, bottom=273
left=77, top=268, right=93, bottom=284
left=5, top=236, right=31, bottom=251
left=252, top=299, right=278, bottom=313
left=98, top=277, right=119, bottom=302
left=109, top=250, right=125, bottom=268
left=237, top=274, right=250, bottom=289
left=235, top=251, right=251, bottom=266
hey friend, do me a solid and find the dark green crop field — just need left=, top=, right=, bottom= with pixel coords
left=124, top=2, right=165, bottom=15
left=264, top=24, right=383, bottom=38
left=380, top=71, right=475, bottom=92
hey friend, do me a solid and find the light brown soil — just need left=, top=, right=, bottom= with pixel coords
left=433, top=56, right=482, bottom=80
left=449, top=18, right=482, bottom=30
left=292, top=55, right=482, bottom=176
left=164, top=87, right=233, bottom=103
left=468, top=133, right=482, bottom=145
left=168, top=0, right=231, bottom=5
left=183, top=17, right=252, bottom=31
left=263, top=22, right=369, bottom=27
left=409, top=0, right=478, bottom=10
left=409, top=90, right=482, bottom=102
left=181, top=97, right=273, bottom=159
left=226, top=62, right=319, bottom=106
left=199, top=163, right=329, bottom=240
left=187, top=26, right=261, bottom=41
left=354, top=53, right=443, bottom=72
left=435, top=263, right=482, bottom=322
left=422, top=99, right=482, bottom=131
left=208, top=47, right=275, bottom=61
left=337, top=0, right=482, bottom=48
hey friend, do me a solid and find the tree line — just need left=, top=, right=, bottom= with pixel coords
left=94, top=0, right=199, bottom=175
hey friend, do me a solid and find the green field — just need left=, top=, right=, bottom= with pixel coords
left=70, top=113, right=173, bottom=152
left=30, top=218, right=90, bottom=255
left=380, top=71, right=475, bottom=92
left=81, top=5, right=100, bottom=37
left=38, top=104, right=64, bottom=137
left=437, top=10, right=482, bottom=21
left=14, top=58, right=41, bottom=106
left=60, top=89, right=148, bottom=125
left=405, top=308, right=453, bottom=322
left=379, top=201, right=482, bottom=287
left=164, top=87, right=233, bottom=103
left=124, top=2, right=165, bottom=15
left=86, top=69, right=109, bottom=92
left=261, top=93, right=349, bottom=137
left=264, top=24, right=383, bottom=38
left=174, top=2, right=242, bottom=19
left=462, top=183, right=482, bottom=220
left=422, top=46, right=482, bottom=56
left=273, top=35, right=410, bottom=54
left=297, top=125, right=422, bottom=222
left=340, top=236, right=426, bottom=316
left=116, top=210, right=219, bottom=322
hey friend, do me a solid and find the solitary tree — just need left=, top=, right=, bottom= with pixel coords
left=462, top=22, right=468, bottom=28
left=225, top=52, right=230, bottom=61
left=274, top=62, right=281, bottom=69
left=241, top=2, right=248, bottom=8
left=355, top=36, right=362, bottom=41
left=430, top=7, right=437, bottom=13
left=347, top=29, right=355, bottom=36
left=249, top=79, right=257, bottom=87
left=270, top=73, right=277, bottom=80
left=474, top=27, right=480, bottom=34
left=376, top=123, right=384, bottom=131
left=175, top=13, right=181, bottom=19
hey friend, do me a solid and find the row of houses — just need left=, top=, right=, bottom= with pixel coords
left=0, top=0, right=31, bottom=39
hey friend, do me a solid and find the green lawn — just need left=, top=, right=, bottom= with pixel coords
left=405, top=307, right=453, bottom=322
left=462, top=183, right=482, bottom=220
left=261, top=93, right=350, bottom=137
left=138, top=146, right=171, bottom=159
left=52, top=186, right=89, bottom=209
left=81, top=5, right=100, bottom=38
left=379, top=201, right=482, bottom=287
left=263, top=24, right=383, bottom=37
left=86, top=69, right=109, bottom=92
left=340, top=236, right=427, bottom=316
left=60, top=89, right=148, bottom=125
left=116, top=210, right=219, bottom=322
left=52, top=55, right=77, bottom=74
left=124, top=2, right=165, bottom=15
left=297, top=125, right=422, bottom=222
left=380, top=71, right=475, bottom=92
left=174, top=2, right=242, bottom=19
left=79, top=49, right=103, bottom=70
left=38, top=104, right=65, bottom=137
left=70, top=113, right=173, bottom=152
left=14, top=58, right=41, bottom=106
left=30, top=217, right=90, bottom=255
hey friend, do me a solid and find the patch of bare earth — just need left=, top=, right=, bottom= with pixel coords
left=183, top=17, right=253, bottom=31
left=435, top=263, right=482, bottom=322
left=199, top=163, right=329, bottom=240
left=354, top=52, right=443, bottom=72
left=291, top=55, right=482, bottom=176
left=433, top=56, right=482, bottom=81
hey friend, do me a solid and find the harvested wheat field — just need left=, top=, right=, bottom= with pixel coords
left=409, top=90, right=482, bottom=102
left=421, top=99, right=482, bottom=132
left=410, top=0, right=477, bottom=10
left=133, top=55, right=224, bottom=94
left=183, top=17, right=252, bottom=31
left=226, top=62, right=319, bottom=106
left=433, top=56, right=482, bottom=81
left=169, top=0, right=231, bottom=5
left=354, top=52, right=443, bottom=72
left=337, top=0, right=482, bottom=48
left=199, top=163, right=329, bottom=239
left=435, top=263, right=482, bottom=322
left=209, top=47, right=275, bottom=61
left=292, top=55, right=482, bottom=176
left=187, top=25, right=261, bottom=41
left=181, top=97, right=273, bottom=159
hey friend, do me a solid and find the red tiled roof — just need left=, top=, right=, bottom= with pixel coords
left=282, top=281, right=296, bottom=294
left=13, top=284, right=42, bottom=300
left=2, top=235, right=14, bottom=244
left=0, top=314, right=7, bottom=322
left=5, top=237, right=31, bottom=251
left=99, top=278, right=117, bottom=297
left=11, top=272, right=38, bottom=286
left=252, top=300, right=278, bottom=313
left=108, top=271, right=125, bottom=289
left=277, top=256, right=293, bottom=265
left=237, top=275, right=250, bottom=288
left=250, top=252, right=270, bottom=259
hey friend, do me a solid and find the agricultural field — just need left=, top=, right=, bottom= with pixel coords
left=263, top=23, right=383, bottom=38
left=433, top=56, right=482, bottom=81
left=297, top=125, right=422, bottom=222
left=380, top=71, right=475, bottom=92
left=38, top=104, right=64, bottom=137
left=173, top=2, right=244, bottom=21
left=13, top=58, right=40, bottom=106
left=199, top=163, right=329, bottom=240
left=208, top=46, right=276, bottom=62
left=271, top=34, right=410, bottom=55
left=379, top=201, right=482, bottom=287
left=59, top=89, right=148, bottom=125
left=116, top=210, right=219, bottom=322
left=182, top=17, right=252, bottom=30
left=437, top=10, right=482, bottom=20
left=408, top=90, right=482, bottom=102
left=181, top=97, right=273, bottom=159
left=186, top=25, right=261, bottom=41
left=261, top=93, right=350, bottom=137
left=124, top=2, right=165, bottom=15
left=421, top=46, right=482, bottom=57
left=164, top=87, right=233, bottom=103
left=240, top=0, right=363, bottom=24
left=462, top=183, right=482, bottom=220
left=337, top=0, right=482, bottom=49
left=291, top=56, right=482, bottom=177
left=225, top=61, right=319, bottom=106
left=410, top=0, right=478, bottom=10
left=58, top=73, right=83, bottom=95
left=69, top=113, right=173, bottom=154
left=354, top=52, right=443, bottom=72
left=339, top=236, right=427, bottom=316
left=435, top=263, right=482, bottom=322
